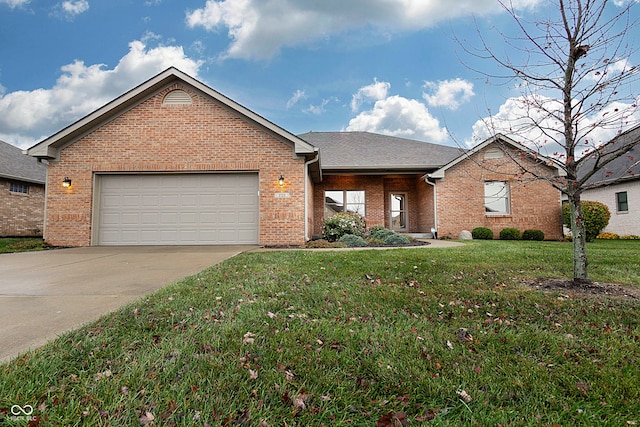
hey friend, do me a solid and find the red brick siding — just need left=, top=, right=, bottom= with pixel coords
left=0, top=179, right=45, bottom=237
left=45, top=83, right=307, bottom=247
left=435, top=146, right=563, bottom=240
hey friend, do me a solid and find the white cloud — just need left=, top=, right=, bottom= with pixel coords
left=0, top=0, right=29, bottom=8
left=286, top=89, right=306, bottom=109
left=304, top=97, right=338, bottom=115
left=346, top=95, right=448, bottom=142
left=61, top=0, right=89, bottom=16
left=0, top=39, right=202, bottom=149
left=186, top=0, right=543, bottom=60
left=469, top=94, right=640, bottom=156
left=350, top=78, right=390, bottom=112
left=423, top=78, right=474, bottom=110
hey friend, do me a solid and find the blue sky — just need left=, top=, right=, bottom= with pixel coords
left=1, top=0, right=639, bottom=152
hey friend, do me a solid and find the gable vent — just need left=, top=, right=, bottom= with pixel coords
left=163, top=90, right=192, bottom=105
left=484, top=147, right=505, bottom=159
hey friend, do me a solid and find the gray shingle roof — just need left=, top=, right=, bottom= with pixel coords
left=0, top=140, right=46, bottom=184
left=298, top=131, right=464, bottom=172
left=581, top=125, right=640, bottom=188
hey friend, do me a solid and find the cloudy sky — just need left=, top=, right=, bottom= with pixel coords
left=1, top=0, right=639, bottom=153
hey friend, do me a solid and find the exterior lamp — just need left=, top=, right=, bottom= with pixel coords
left=278, top=174, right=285, bottom=187
left=62, top=177, right=72, bottom=188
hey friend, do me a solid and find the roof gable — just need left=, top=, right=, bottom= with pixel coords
left=27, top=67, right=318, bottom=162
left=0, top=140, right=46, bottom=184
left=581, top=124, right=640, bottom=187
left=299, top=131, right=463, bottom=173
left=428, top=134, right=566, bottom=179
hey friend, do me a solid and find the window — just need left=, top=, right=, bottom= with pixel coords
left=9, top=182, right=29, bottom=194
left=390, top=193, right=407, bottom=230
left=324, top=190, right=365, bottom=218
left=616, top=191, right=628, bottom=212
left=484, top=181, right=510, bottom=214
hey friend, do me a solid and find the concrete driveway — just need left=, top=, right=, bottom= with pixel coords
left=0, top=246, right=254, bottom=364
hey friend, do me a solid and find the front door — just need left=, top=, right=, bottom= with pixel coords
left=390, top=193, right=407, bottom=231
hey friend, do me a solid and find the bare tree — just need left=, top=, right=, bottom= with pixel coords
left=461, top=0, right=640, bottom=284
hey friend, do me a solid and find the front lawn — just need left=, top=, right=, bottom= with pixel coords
left=0, top=237, right=49, bottom=254
left=1, top=240, right=638, bottom=426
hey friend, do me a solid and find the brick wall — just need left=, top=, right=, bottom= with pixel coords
left=0, top=179, right=45, bottom=237
left=434, top=145, right=563, bottom=240
left=45, top=83, right=308, bottom=247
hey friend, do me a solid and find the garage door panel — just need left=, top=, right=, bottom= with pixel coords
left=98, top=174, right=258, bottom=245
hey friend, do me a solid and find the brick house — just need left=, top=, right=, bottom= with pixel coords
left=1, top=139, right=46, bottom=237
left=27, top=68, right=564, bottom=246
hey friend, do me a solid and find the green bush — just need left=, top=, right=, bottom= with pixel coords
left=370, top=227, right=397, bottom=240
left=472, top=227, right=494, bottom=240
left=323, top=212, right=366, bottom=242
left=499, top=228, right=521, bottom=240
left=338, top=234, right=368, bottom=247
left=562, top=200, right=611, bottom=242
left=383, top=233, right=411, bottom=245
left=522, top=229, right=545, bottom=241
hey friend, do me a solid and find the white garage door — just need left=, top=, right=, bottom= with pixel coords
left=97, top=174, right=259, bottom=245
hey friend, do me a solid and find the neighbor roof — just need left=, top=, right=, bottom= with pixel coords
left=0, top=140, right=46, bottom=184
left=581, top=124, right=640, bottom=188
left=299, top=131, right=464, bottom=173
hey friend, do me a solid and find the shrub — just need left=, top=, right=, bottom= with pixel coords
left=522, top=229, right=545, bottom=241
left=306, top=239, right=346, bottom=248
left=499, top=228, right=521, bottom=240
left=596, top=232, right=619, bottom=240
left=562, top=200, right=611, bottom=242
left=370, top=227, right=397, bottom=240
left=383, top=233, right=411, bottom=245
left=365, top=237, right=385, bottom=246
left=338, top=234, right=368, bottom=247
left=472, top=227, right=494, bottom=240
left=620, top=235, right=640, bottom=240
left=323, top=212, right=366, bottom=242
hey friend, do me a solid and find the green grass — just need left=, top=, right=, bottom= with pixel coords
left=0, top=237, right=49, bottom=254
left=1, top=240, right=639, bottom=426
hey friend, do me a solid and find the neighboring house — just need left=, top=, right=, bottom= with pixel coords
left=578, top=124, right=640, bottom=236
left=27, top=68, right=564, bottom=246
left=0, top=139, right=46, bottom=237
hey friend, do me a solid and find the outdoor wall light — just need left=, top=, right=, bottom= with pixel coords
left=62, top=177, right=72, bottom=188
left=278, top=174, right=285, bottom=187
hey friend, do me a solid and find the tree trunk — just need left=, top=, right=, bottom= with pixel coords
left=568, top=193, right=590, bottom=284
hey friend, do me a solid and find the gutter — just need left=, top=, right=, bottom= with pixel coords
left=424, top=177, right=438, bottom=238
left=304, top=149, right=321, bottom=241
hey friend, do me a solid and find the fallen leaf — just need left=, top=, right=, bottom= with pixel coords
left=249, top=369, right=258, bottom=380
left=285, top=370, right=295, bottom=381
left=456, top=389, right=472, bottom=403
left=447, top=340, right=454, bottom=350
left=139, top=411, right=155, bottom=425
left=243, top=332, right=256, bottom=345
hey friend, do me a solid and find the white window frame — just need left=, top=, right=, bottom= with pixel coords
left=484, top=181, right=510, bottom=215
left=324, top=190, right=365, bottom=218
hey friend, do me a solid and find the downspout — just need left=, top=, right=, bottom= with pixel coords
left=304, top=149, right=320, bottom=242
left=424, top=178, right=437, bottom=238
